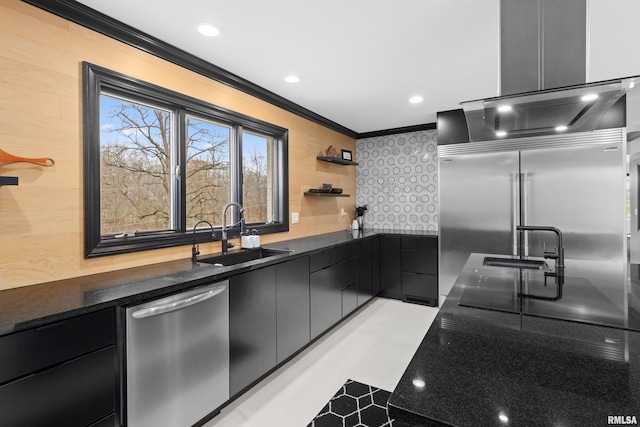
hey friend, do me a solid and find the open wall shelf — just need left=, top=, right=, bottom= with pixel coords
left=317, top=156, right=358, bottom=166
left=304, top=192, right=350, bottom=197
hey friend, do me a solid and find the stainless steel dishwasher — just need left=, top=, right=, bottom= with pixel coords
left=125, top=280, right=229, bottom=427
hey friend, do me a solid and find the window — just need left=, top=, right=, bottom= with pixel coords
left=84, top=63, right=288, bottom=257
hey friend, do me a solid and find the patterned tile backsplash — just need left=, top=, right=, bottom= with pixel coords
left=356, top=130, right=439, bottom=233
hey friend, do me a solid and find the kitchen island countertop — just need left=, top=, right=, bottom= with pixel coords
left=388, top=254, right=640, bottom=426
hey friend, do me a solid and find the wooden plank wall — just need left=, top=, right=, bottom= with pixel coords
left=0, top=0, right=356, bottom=290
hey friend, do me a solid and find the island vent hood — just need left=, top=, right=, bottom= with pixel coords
left=456, top=0, right=634, bottom=143
left=460, top=77, right=636, bottom=142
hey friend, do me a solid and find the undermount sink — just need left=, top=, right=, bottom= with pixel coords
left=483, top=256, right=551, bottom=271
left=198, top=247, right=291, bottom=266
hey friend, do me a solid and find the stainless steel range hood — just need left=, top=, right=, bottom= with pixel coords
left=461, top=77, right=636, bottom=142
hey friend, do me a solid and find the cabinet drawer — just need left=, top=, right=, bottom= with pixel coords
left=401, top=250, right=438, bottom=275
left=310, top=247, right=342, bottom=272
left=0, top=309, right=115, bottom=385
left=341, top=258, right=357, bottom=288
left=342, top=283, right=358, bottom=317
left=401, top=236, right=438, bottom=251
left=0, top=346, right=116, bottom=427
left=401, top=272, right=438, bottom=300
left=341, top=243, right=356, bottom=260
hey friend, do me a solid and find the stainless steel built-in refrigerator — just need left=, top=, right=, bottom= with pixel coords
left=438, top=128, right=627, bottom=299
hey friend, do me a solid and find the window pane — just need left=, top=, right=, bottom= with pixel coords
left=242, top=131, right=274, bottom=223
left=186, top=116, right=231, bottom=227
left=100, top=94, right=172, bottom=235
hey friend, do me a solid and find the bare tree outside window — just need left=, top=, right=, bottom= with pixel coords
left=186, top=116, right=231, bottom=227
left=85, top=63, right=288, bottom=256
left=100, top=95, right=171, bottom=235
left=242, top=131, right=274, bottom=223
left=100, top=96, right=235, bottom=235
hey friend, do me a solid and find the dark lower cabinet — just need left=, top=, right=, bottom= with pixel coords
left=0, top=309, right=117, bottom=427
left=401, top=272, right=438, bottom=302
left=0, top=347, right=116, bottom=427
left=229, top=265, right=277, bottom=396
left=341, top=256, right=358, bottom=316
left=276, top=257, right=310, bottom=363
left=310, top=262, right=342, bottom=339
left=380, top=235, right=402, bottom=296
left=342, top=281, right=358, bottom=316
left=371, top=236, right=381, bottom=295
left=356, top=238, right=373, bottom=306
left=379, top=235, right=439, bottom=306
left=401, top=236, right=438, bottom=306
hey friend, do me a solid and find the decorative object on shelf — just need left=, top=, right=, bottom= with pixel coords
left=325, top=145, right=338, bottom=157
left=341, top=149, right=353, bottom=161
left=322, top=183, right=332, bottom=191
left=0, top=148, right=55, bottom=166
left=355, top=205, right=368, bottom=229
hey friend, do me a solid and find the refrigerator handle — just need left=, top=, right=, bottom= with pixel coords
left=512, top=172, right=519, bottom=256
left=522, top=172, right=529, bottom=256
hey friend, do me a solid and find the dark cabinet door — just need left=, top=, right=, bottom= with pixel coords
left=341, top=257, right=358, bottom=316
left=401, top=272, right=438, bottom=302
left=380, top=235, right=402, bottom=296
left=276, top=257, right=310, bottom=364
left=0, top=309, right=117, bottom=427
left=230, top=265, right=277, bottom=396
left=357, top=239, right=373, bottom=306
left=0, top=346, right=116, bottom=427
left=371, top=236, right=381, bottom=296
left=310, top=263, right=342, bottom=340
left=0, top=309, right=115, bottom=385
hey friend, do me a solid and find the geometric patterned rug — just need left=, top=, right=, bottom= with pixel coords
left=306, top=379, right=395, bottom=427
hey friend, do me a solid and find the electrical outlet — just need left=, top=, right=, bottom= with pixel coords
left=340, top=208, right=346, bottom=217
left=292, top=212, right=299, bottom=224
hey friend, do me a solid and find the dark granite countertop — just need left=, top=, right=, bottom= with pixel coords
left=388, top=254, right=640, bottom=426
left=0, top=229, right=436, bottom=336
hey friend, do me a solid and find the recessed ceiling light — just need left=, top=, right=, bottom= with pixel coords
left=496, top=130, right=507, bottom=137
left=497, top=105, right=512, bottom=113
left=284, top=75, right=301, bottom=84
left=555, top=125, right=568, bottom=132
left=409, top=95, right=424, bottom=104
left=197, top=23, right=222, bottom=37
left=581, top=93, right=599, bottom=102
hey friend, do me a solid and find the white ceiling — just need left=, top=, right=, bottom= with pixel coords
left=76, top=0, right=501, bottom=134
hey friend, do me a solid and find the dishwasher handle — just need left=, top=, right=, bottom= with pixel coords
left=131, top=284, right=226, bottom=319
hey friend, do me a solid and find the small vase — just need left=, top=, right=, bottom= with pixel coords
left=357, top=216, right=364, bottom=230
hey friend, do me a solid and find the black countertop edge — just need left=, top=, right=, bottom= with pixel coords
left=0, top=229, right=437, bottom=336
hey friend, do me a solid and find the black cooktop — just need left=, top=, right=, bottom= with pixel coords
left=457, top=254, right=640, bottom=332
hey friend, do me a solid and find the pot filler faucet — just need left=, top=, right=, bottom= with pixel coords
left=517, top=226, right=565, bottom=274
left=221, top=202, right=246, bottom=254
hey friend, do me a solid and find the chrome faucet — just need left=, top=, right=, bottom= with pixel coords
left=191, top=220, right=215, bottom=261
left=517, top=225, right=565, bottom=272
left=221, top=202, right=246, bottom=254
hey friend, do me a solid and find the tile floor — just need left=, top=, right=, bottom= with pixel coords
left=204, top=297, right=439, bottom=427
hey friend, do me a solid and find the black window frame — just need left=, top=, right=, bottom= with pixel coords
left=83, top=62, right=289, bottom=258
